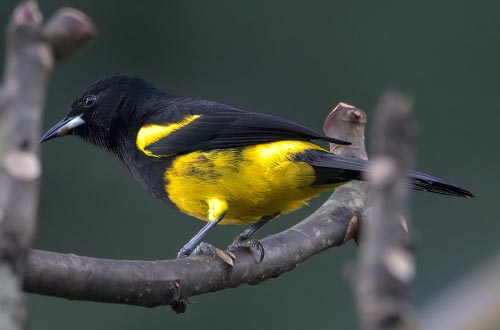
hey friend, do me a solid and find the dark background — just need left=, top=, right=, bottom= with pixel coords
left=1, top=1, right=496, bottom=329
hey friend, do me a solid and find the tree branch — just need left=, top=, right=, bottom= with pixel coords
left=356, top=91, right=418, bottom=330
left=23, top=103, right=369, bottom=312
left=0, top=1, right=95, bottom=329
left=420, top=251, right=500, bottom=329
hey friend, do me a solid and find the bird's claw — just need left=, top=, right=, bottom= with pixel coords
left=192, top=242, right=217, bottom=258
left=178, top=242, right=236, bottom=266
left=228, top=239, right=265, bottom=263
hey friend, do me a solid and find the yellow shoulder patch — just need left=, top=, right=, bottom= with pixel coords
left=136, top=114, right=201, bottom=157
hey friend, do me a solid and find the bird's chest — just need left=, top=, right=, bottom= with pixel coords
left=163, top=141, right=329, bottom=225
left=124, top=152, right=173, bottom=203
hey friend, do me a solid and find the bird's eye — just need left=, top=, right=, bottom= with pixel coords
left=83, top=95, right=97, bottom=108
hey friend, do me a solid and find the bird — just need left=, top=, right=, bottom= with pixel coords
left=40, top=75, right=474, bottom=262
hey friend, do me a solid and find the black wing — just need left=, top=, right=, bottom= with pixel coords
left=143, top=99, right=350, bottom=157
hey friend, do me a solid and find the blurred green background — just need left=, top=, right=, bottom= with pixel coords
left=0, top=1, right=496, bottom=329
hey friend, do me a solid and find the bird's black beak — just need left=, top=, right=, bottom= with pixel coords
left=39, top=115, right=85, bottom=143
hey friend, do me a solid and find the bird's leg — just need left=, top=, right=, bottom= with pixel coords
left=228, top=213, right=278, bottom=263
left=177, top=214, right=224, bottom=258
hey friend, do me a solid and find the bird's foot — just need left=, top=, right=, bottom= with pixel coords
left=177, top=242, right=236, bottom=266
left=228, top=239, right=265, bottom=263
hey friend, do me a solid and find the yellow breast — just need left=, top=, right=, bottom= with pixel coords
left=164, top=140, right=341, bottom=225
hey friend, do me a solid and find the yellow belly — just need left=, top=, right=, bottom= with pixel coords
left=164, top=140, right=342, bottom=225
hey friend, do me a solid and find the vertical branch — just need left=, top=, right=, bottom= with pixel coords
left=0, top=1, right=95, bottom=329
left=356, top=91, right=418, bottom=330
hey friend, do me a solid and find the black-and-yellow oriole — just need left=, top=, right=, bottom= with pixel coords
left=40, top=76, right=473, bottom=261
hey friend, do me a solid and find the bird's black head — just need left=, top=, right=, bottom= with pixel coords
left=40, top=75, right=171, bottom=152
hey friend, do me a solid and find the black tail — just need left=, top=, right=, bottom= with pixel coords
left=405, top=170, right=474, bottom=197
left=298, top=151, right=474, bottom=198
